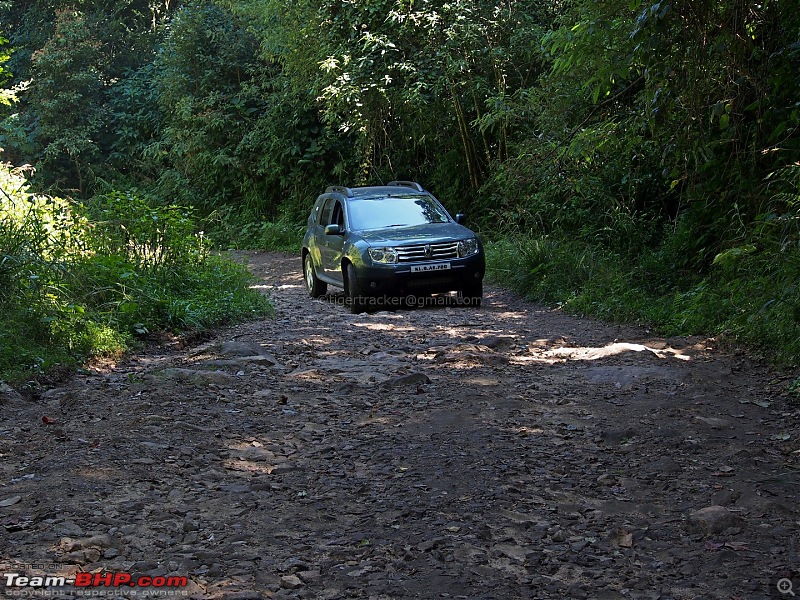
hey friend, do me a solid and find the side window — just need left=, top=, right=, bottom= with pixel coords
left=331, top=200, right=345, bottom=229
left=309, top=197, right=323, bottom=225
left=319, top=197, right=335, bottom=226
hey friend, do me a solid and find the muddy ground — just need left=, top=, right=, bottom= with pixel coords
left=1, top=251, right=799, bottom=600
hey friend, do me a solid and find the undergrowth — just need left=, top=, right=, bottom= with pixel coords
left=0, top=165, right=272, bottom=383
left=486, top=231, right=800, bottom=367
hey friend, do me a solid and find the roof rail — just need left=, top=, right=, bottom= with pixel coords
left=326, top=185, right=354, bottom=198
left=387, top=180, right=424, bottom=192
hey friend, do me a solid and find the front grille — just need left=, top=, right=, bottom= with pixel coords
left=396, top=242, right=459, bottom=262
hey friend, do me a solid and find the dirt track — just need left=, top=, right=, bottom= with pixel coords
left=1, top=251, right=799, bottom=599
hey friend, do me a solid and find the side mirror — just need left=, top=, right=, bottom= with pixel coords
left=324, top=224, right=343, bottom=236
left=455, top=213, right=466, bottom=225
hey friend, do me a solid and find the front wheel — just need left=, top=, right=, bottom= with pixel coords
left=345, top=263, right=368, bottom=314
left=304, top=253, right=327, bottom=298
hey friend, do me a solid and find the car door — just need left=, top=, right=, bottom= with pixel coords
left=319, top=197, right=346, bottom=284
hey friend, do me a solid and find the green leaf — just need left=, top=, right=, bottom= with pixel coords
left=712, top=245, right=756, bottom=268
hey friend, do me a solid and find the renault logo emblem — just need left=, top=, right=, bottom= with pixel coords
left=424, top=245, right=432, bottom=258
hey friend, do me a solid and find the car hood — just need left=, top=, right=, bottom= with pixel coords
left=356, top=223, right=476, bottom=247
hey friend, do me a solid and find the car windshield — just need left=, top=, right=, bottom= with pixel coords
left=347, top=196, right=451, bottom=230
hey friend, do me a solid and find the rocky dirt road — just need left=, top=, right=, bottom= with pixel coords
left=1, top=251, right=799, bottom=600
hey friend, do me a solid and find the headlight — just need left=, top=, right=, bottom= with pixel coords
left=457, top=238, right=479, bottom=258
left=368, top=247, right=398, bottom=264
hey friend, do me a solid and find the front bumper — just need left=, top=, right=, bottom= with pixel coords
left=353, top=253, right=485, bottom=297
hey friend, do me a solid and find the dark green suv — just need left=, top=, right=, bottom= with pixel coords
left=301, top=181, right=485, bottom=313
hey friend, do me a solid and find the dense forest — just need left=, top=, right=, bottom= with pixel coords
left=1, top=0, right=799, bottom=380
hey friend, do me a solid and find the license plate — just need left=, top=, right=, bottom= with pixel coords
left=411, top=263, right=451, bottom=273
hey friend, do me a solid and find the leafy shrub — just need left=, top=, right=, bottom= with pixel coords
left=85, top=191, right=206, bottom=270
left=1, top=161, right=107, bottom=378
left=0, top=163, right=272, bottom=382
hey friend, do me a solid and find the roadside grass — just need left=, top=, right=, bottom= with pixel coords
left=0, top=173, right=272, bottom=384
left=485, top=235, right=800, bottom=368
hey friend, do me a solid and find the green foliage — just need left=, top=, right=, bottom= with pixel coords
left=487, top=224, right=800, bottom=366
left=0, top=161, right=112, bottom=378
left=206, top=205, right=305, bottom=252
left=0, top=0, right=178, bottom=189
left=0, top=161, right=271, bottom=382
left=228, top=0, right=555, bottom=202
left=145, top=0, right=345, bottom=216
left=0, top=34, right=11, bottom=95
left=107, top=62, right=163, bottom=180
left=2, top=0, right=800, bottom=373
left=477, top=0, right=800, bottom=368
left=27, top=9, right=107, bottom=192
left=86, top=191, right=205, bottom=270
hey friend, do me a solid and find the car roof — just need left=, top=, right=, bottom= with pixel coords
left=352, top=186, right=426, bottom=199
left=325, top=181, right=429, bottom=200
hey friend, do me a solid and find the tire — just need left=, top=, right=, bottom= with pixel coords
left=304, top=253, right=327, bottom=298
left=345, top=263, right=367, bottom=314
left=457, top=281, right=483, bottom=308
